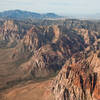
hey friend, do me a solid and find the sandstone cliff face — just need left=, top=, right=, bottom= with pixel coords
left=0, top=19, right=100, bottom=94
left=50, top=52, right=100, bottom=100
left=20, top=44, right=63, bottom=78
left=0, top=20, right=19, bottom=46
left=18, top=27, right=86, bottom=78
left=11, top=23, right=86, bottom=78
left=8, top=19, right=100, bottom=79
left=0, top=20, right=32, bottom=48
left=74, top=28, right=100, bottom=51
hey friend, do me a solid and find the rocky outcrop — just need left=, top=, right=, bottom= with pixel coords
left=0, top=20, right=19, bottom=39
left=10, top=19, right=100, bottom=79
left=0, top=20, right=20, bottom=48
left=0, top=19, right=100, bottom=94
left=11, top=23, right=86, bottom=78
left=20, top=44, right=63, bottom=78
left=50, top=52, right=100, bottom=100
left=19, top=29, right=86, bottom=78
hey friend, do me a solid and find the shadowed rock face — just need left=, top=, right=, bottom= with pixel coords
left=0, top=20, right=19, bottom=47
left=18, top=27, right=86, bottom=78
left=18, top=22, right=100, bottom=79
left=10, top=22, right=87, bottom=78
left=50, top=52, right=100, bottom=100
left=0, top=19, right=100, bottom=93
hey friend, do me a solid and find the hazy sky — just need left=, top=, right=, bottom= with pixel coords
left=0, top=0, right=99, bottom=15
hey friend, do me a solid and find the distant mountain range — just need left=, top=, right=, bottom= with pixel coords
left=0, top=10, right=61, bottom=19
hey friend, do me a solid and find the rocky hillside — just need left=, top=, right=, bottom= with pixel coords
left=49, top=51, right=100, bottom=100
left=0, top=19, right=99, bottom=99
left=16, top=19, right=100, bottom=79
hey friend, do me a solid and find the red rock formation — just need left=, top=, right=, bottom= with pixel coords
left=50, top=52, right=100, bottom=100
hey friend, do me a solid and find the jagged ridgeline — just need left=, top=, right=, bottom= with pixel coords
left=0, top=19, right=100, bottom=100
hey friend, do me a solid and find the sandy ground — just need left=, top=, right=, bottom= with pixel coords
left=0, top=79, right=54, bottom=100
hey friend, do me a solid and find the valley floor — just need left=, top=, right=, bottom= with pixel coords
left=0, top=79, right=54, bottom=100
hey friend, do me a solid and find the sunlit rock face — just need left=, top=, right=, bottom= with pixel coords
left=50, top=52, right=100, bottom=100
left=0, top=19, right=100, bottom=98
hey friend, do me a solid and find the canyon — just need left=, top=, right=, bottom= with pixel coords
left=0, top=19, right=99, bottom=100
